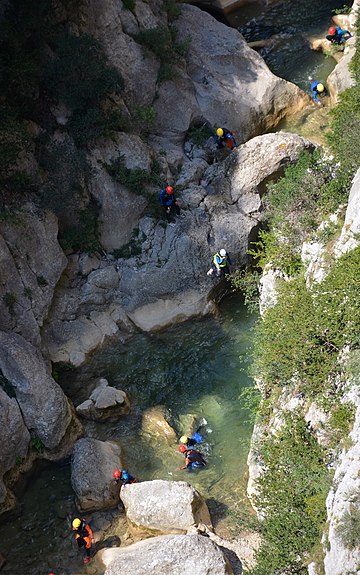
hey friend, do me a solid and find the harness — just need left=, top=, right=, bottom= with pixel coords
left=213, top=253, right=227, bottom=268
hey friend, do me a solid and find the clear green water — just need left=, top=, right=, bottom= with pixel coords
left=0, top=296, right=255, bottom=575
left=65, top=294, right=256, bottom=511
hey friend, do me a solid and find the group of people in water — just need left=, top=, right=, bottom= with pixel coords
left=69, top=431, right=208, bottom=566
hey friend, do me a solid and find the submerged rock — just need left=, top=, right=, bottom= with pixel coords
left=100, top=534, right=233, bottom=575
left=121, top=480, right=212, bottom=535
left=76, top=378, right=130, bottom=421
left=71, top=438, right=123, bottom=512
left=141, top=406, right=178, bottom=442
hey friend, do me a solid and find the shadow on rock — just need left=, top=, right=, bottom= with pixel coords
left=93, top=535, right=121, bottom=555
left=206, top=497, right=229, bottom=527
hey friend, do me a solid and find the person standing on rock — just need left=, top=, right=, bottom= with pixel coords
left=72, top=518, right=94, bottom=565
left=214, top=127, right=237, bottom=151
left=212, top=248, right=232, bottom=278
left=159, top=185, right=180, bottom=224
left=177, top=445, right=207, bottom=471
left=309, top=80, right=327, bottom=105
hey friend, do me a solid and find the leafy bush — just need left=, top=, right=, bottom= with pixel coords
left=252, top=414, right=331, bottom=575
left=112, top=229, right=145, bottom=259
left=122, top=0, right=136, bottom=11
left=162, top=0, right=182, bottom=21
left=3, top=292, right=17, bottom=316
left=136, top=26, right=190, bottom=83
left=230, top=268, right=261, bottom=313
left=252, top=247, right=360, bottom=396
left=104, top=155, right=162, bottom=195
left=336, top=505, right=360, bottom=548
left=186, top=122, right=214, bottom=146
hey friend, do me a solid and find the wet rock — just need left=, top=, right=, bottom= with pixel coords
left=76, top=378, right=130, bottom=421
left=0, top=331, right=72, bottom=450
left=100, top=534, right=233, bottom=575
left=0, top=387, right=30, bottom=506
left=71, top=438, right=123, bottom=512
left=141, top=406, right=178, bottom=442
left=128, top=290, right=216, bottom=332
left=120, top=480, right=212, bottom=535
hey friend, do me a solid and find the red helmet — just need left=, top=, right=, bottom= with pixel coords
left=328, top=26, right=336, bottom=35
left=178, top=445, right=187, bottom=453
left=165, top=186, right=174, bottom=194
left=113, top=469, right=121, bottom=479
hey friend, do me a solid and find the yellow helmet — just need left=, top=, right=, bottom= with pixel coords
left=72, top=518, right=81, bottom=529
left=216, top=128, right=224, bottom=137
left=317, top=83, right=324, bottom=93
left=180, top=435, right=188, bottom=444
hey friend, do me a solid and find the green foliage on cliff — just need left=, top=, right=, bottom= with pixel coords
left=252, top=414, right=331, bottom=575
left=136, top=26, right=191, bottom=83
left=252, top=246, right=360, bottom=396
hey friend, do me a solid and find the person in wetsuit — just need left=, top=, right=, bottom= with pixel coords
left=72, top=518, right=94, bottom=565
left=177, top=446, right=207, bottom=471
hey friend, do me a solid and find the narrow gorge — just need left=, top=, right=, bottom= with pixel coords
left=0, top=0, right=359, bottom=574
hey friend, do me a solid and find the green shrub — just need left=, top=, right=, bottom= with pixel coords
left=328, top=403, right=356, bottom=445
left=136, top=26, right=190, bottom=83
left=186, top=122, right=214, bottom=146
left=133, top=105, right=157, bottom=134
left=336, top=506, right=360, bottom=548
left=162, top=0, right=182, bottom=21
left=44, top=33, right=124, bottom=112
left=104, top=155, right=162, bottom=195
left=59, top=204, right=100, bottom=254
left=230, top=268, right=261, bottom=314
left=36, top=275, right=48, bottom=287
left=30, top=436, right=45, bottom=453
left=123, top=0, right=136, bottom=10
left=252, top=247, right=360, bottom=396
left=112, top=229, right=145, bottom=259
left=252, top=414, right=331, bottom=575
left=3, top=292, right=17, bottom=316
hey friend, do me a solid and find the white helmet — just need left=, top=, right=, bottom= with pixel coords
left=220, top=249, right=227, bottom=257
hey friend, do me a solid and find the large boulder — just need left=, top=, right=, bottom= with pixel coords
left=76, top=378, right=131, bottom=421
left=71, top=438, right=123, bottom=512
left=173, top=5, right=308, bottom=144
left=0, top=207, right=67, bottom=346
left=141, top=406, right=178, bottom=441
left=0, top=331, right=72, bottom=449
left=101, top=534, right=233, bottom=575
left=0, top=387, right=30, bottom=506
left=120, top=480, right=211, bottom=535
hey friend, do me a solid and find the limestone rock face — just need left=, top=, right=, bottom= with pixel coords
left=76, top=378, right=130, bottom=421
left=71, top=438, right=123, bottom=512
left=101, top=534, right=233, bottom=575
left=324, top=390, right=360, bottom=575
left=174, top=5, right=309, bottom=143
left=121, top=480, right=212, bottom=535
left=0, top=331, right=72, bottom=449
left=0, top=207, right=67, bottom=346
left=335, top=168, right=360, bottom=256
left=0, top=387, right=30, bottom=505
left=89, top=135, right=152, bottom=250
left=327, top=39, right=356, bottom=103
left=42, top=131, right=310, bottom=366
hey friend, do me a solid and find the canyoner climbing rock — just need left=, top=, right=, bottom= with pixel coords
left=71, top=438, right=124, bottom=512
left=120, top=480, right=212, bottom=535
left=99, top=534, right=234, bottom=575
